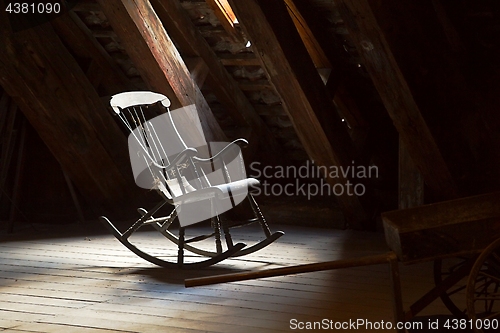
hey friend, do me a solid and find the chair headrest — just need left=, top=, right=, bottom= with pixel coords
left=110, top=91, right=171, bottom=114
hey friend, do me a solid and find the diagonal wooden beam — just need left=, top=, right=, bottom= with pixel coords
left=229, top=0, right=371, bottom=229
left=336, top=0, right=459, bottom=200
left=96, top=0, right=225, bottom=143
left=283, top=0, right=331, bottom=69
left=204, top=0, right=244, bottom=43
left=150, top=0, right=284, bottom=163
left=51, top=10, right=137, bottom=95
left=0, top=14, right=139, bottom=214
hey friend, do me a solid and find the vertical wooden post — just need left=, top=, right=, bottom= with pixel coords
left=62, top=170, right=86, bottom=225
left=388, top=252, right=405, bottom=332
left=0, top=101, right=17, bottom=206
left=398, top=138, right=424, bottom=209
left=7, top=117, right=26, bottom=233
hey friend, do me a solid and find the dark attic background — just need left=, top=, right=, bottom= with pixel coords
left=0, top=0, right=499, bottom=231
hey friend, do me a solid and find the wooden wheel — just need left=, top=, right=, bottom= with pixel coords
left=434, top=257, right=474, bottom=318
left=467, top=238, right=500, bottom=332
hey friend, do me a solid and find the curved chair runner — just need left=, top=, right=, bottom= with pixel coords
left=99, top=91, right=283, bottom=269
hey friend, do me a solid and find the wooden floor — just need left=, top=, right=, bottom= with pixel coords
left=0, top=222, right=453, bottom=332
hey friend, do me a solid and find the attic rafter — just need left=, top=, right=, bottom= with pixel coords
left=205, top=0, right=244, bottom=43
left=0, top=13, right=138, bottom=212
left=150, top=0, right=284, bottom=163
left=336, top=0, right=459, bottom=199
left=97, top=0, right=225, bottom=142
left=229, top=0, right=371, bottom=229
left=283, top=0, right=331, bottom=70
left=50, top=11, right=136, bottom=96
left=285, top=1, right=371, bottom=158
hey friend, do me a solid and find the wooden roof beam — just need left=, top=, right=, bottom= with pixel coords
left=204, top=0, right=244, bottom=43
left=284, top=0, right=371, bottom=162
left=0, top=15, right=138, bottom=214
left=283, top=0, right=331, bottom=70
left=96, top=0, right=225, bottom=142
left=51, top=11, right=136, bottom=95
left=336, top=0, right=459, bottom=200
left=229, top=0, right=371, bottom=229
left=150, top=0, right=284, bottom=163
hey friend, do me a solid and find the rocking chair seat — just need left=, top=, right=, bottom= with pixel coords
left=212, top=177, right=260, bottom=200
left=157, top=177, right=260, bottom=205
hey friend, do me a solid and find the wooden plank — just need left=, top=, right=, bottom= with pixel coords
left=229, top=0, right=370, bottom=229
left=185, top=253, right=393, bottom=286
left=0, top=253, right=401, bottom=324
left=218, top=53, right=261, bottom=66
left=0, top=225, right=452, bottom=331
left=0, top=270, right=362, bottom=320
left=0, top=269, right=391, bottom=320
left=96, top=0, right=225, bottom=143
left=0, top=13, right=138, bottom=213
left=382, top=191, right=500, bottom=263
left=0, top=268, right=391, bottom=313
left=335, top=0, right=459, bottom=200
left=150, top=0, right=284, bottom=163
left=237, top=79, right=272, bottom=91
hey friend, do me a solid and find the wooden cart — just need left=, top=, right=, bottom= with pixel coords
left=383, top=191, right=500, bottom=331
left=185, top=191, right=500, bottom=333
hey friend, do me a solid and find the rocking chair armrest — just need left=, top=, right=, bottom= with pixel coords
left=193, top=139, right=248, bottom=163
left=170, top=147, right=198, bottom=166
left=149, top=147, right=198, bottom=169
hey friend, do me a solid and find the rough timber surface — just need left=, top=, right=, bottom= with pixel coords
left=382, top=191, right=500, bottom=264
left=0, top=222, right=448, bottom=332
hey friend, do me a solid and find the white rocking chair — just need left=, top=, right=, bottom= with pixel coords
left=99, top=91, right=284, bottom=268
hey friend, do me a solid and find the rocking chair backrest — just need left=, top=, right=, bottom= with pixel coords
left=110, top=91, right=206, bottom=199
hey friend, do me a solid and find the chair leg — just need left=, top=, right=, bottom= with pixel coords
left=178, top=227, right=185, bottom=268
left=212, top=216, right=223, bottom=254
left=211, top=199, right=223, bottom=254
left=248, top=194, right=272, bottom=238
left=220, top=214, right=235, bottom=249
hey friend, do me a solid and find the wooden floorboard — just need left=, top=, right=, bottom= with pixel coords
left=0, top=223, right=453, bottom=332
